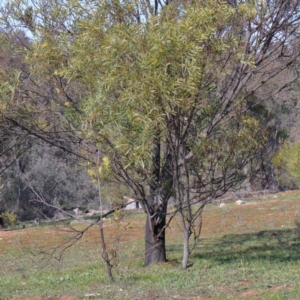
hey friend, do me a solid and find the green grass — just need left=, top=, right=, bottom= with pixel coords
left=1, top=192, right=300, bottom=299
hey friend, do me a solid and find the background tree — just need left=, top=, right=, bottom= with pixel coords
left=273, top=141, right=300, bottom=189
left=0, top=27, right=124, bottom=220
left=246, top=66, right=300, bottom=191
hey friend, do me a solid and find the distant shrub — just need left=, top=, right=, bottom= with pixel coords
left=273, top=142, right=300, bottom=189
left=0, top=211, right=18, bottom=227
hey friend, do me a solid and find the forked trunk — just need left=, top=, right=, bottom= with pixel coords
left=143, top=135, right=172, bottom=266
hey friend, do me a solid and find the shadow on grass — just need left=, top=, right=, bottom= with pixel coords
left=190, top=228, right=300, bottom=264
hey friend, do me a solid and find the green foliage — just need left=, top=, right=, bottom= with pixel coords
left=10, top=1, right=246, bottom=154
left=0, top=211, right=18, bottom=227
left=273, top=142, right=300, bottom=188
left=0, top=0, right=283, bottom=193
left=49, top=0, right=255, bottom=175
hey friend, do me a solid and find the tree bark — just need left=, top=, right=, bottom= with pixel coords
left=99, top=223, right=114, bottom=283
left=143, top=135, right=172, bottom=267
left=181, top=227, right=189, bottom=269
left=144, top=212, right=167, bottom=266
left=178, top=210, right=190, bottom=269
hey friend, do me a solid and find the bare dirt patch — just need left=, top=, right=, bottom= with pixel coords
left=238, top=280, right=251, bottom=286
left=269, top=284, right=293, bottom=291
left=186, top=297, right=213, bottom=300
left=0, top=230, right=24, bottom=238
left=217, top=285, right=231, bottom=292
left=13, top=297, right=77, bottom=300
left=238, top=290, right=260, bottom=297
left=13, top=298, right=40, bottom=300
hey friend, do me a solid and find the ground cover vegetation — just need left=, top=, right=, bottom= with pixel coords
left=1, top=0, right=300, bottom=280
left=0, top=192, right=300, bottom=299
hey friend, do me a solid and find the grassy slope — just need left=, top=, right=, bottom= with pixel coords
left=1, top=191, right=300, bottom=299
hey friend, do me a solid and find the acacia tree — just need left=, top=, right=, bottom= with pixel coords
left=2, top=0, right=300, bottom=268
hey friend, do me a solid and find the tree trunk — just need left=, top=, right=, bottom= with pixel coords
left=99, top=223, right=114, bottom=283
left=144, top=213, right=167, bottom=266
left=143, top=135, right=172, bottom=267
left=178, top=210, right=190, bottom=269
left=182, top=228, right=189, bottom=269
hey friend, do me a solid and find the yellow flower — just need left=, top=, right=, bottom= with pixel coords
left=87, top=131, right=93, bottom=138
left=103, top=156, right=110, bottom=169
left=87, top=169, right=95, bottom=177
left=0, top=103, right=7, bottom=112
left=99, top=166, right=104, bottom=178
